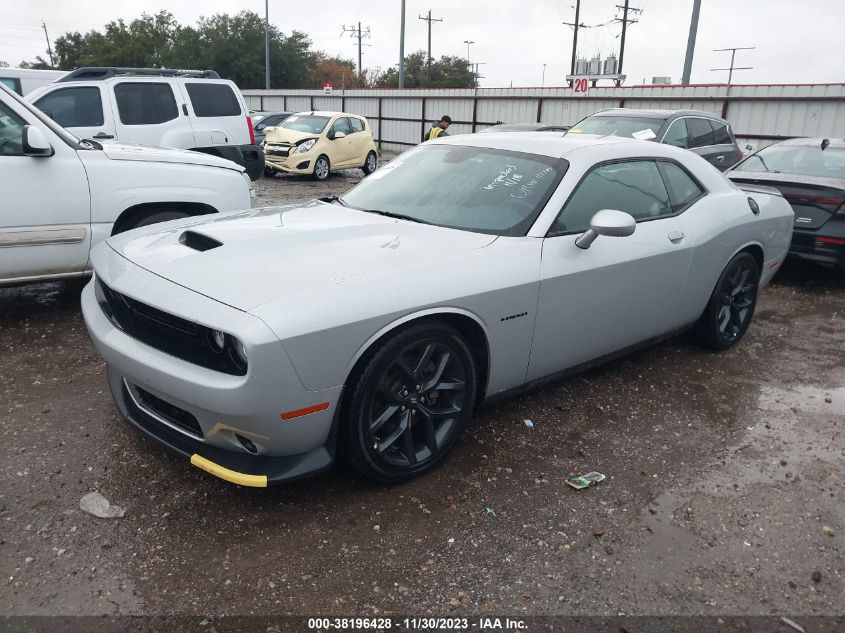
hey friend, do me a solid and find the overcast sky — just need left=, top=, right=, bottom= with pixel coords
left=1, top=0, right=842, bottom=87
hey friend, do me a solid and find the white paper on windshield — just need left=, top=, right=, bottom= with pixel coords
left=632, top=128, right=657, bottom=140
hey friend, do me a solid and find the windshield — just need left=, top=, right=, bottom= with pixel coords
left=0, top=83, right=80, bottom=148
left=279, top=114, right=330, bottom=135
left=568, top=115, right=663, bottom=140
left=340, top=144, right=567, bottom=236
left=737, top=144, right=845, bottom=179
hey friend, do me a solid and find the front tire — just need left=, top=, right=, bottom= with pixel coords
left=341, top=322, right=478, bottom=483
left=691, top=251, right=759, bottom=350
left=362, top=151, right=377, bottom=175
left=313, top=155, right=330, bottom=181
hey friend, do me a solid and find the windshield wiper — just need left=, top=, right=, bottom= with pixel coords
left=356, top=208, right=431, bottom=224
left=318, top=195, right=348, bottom=206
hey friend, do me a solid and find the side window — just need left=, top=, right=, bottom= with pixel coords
left=0, top=102, right=26, bottom=156
left=330, top=117, right=351, bottom=136
left=114, top=83, right=178, bottom=125
left=663, top=119, right=689, bottom=148
left=711, top=121, right=731, bottom=145
left=1, top=77, right=23, bottom=95
left=687, top=117, right=715, bottom=148
left=349, top=117, right=364, bottom=134
left=33, top=87, right=103, bottom=127
left=184, top=83, right=242, bottom=117
left=554, top=161, right=672, bottom=233
left=255, top=115, right=279, bottom=130
left=659, top=161, right=705, bottom=212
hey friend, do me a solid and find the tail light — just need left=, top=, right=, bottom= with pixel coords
left=246, top=116, right=256, bottom=145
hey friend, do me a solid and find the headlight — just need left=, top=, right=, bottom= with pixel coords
left=296, top=139, right=316, bottom=153
left=209, top=329, right=226, bottom=351
left=230, top=336, right=248, bottom=367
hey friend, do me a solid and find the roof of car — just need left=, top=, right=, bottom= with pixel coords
left=292, top=110, right=365, bottom=118
left=775, top=137, right=845, bottom=148
left=590, top=108, right=726, bottom=121
left=434, top=131, right=646, bottom=158
left=480, top=123, right=570, bottom=133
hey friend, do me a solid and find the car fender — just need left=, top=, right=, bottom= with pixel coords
left=345, top=306, right=493, bottom=383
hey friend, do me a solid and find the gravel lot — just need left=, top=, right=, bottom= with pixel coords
left=1, top=170, right=843, bottom=622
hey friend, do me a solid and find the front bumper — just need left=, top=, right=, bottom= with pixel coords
left=80, top=257, right=342, bottom=486
left=106, top=366, right=333, bottom=486
left=790, top=219, right=845, bottom=269
left=263, top=142, right=318, bottom=174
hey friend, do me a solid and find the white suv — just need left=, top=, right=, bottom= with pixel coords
left=26, top=67, right=264, bottom=180
left=0, top=83, right=253, bottom=287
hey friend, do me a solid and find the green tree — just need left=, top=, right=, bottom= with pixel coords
left=22, top=10, right=318, bottom=89
left=374, top=51, right=477, bottom=88
left=0, top=61, right=9, bottom=68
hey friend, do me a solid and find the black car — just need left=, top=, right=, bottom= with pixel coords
left=253, top=111, right=292, bottom=145
left=567, top=108, right=742, bottom=172
left=478, top=122, right=570, bottom=133
left=728, top=138, right=845, bottom=269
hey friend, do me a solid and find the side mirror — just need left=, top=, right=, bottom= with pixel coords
left=575, top=209, right=636, bottom=250
left=333, top=131, right=346, bottom=139
left=22, top=125, right=54, bottom=157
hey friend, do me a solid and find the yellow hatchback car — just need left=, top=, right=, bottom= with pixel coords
left=263, top=111, right=378, bottom=181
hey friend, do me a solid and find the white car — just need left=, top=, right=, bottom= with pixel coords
left=26, top=67, right=264, bottom=180
left=0, top=83, right=253, bottom=287
left=82, top=133, right=793, bottom=486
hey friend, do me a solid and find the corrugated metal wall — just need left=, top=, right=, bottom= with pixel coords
left=243, top=84, right=845, bottom=154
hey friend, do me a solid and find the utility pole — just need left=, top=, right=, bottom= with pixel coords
left=682, top=0, right=702, bottom=84
left=562, top=0, right=582, bottom=78
left=342, top=22, right=371, bottom=80
left=399, top=0, right=406, bottom=89
left=264, top=0, right=270, bottom=89
left=711, top=46, right=755, bottom=86
left=418, top=10, right=443, bottom=85
left=615, top=2, right=642, bottom=76
left=41, top=22, right=54, bottom=69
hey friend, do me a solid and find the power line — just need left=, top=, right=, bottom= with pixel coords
left=418, top=9, right=443, bottom=85
left=341, top=22, right=371, bottom=79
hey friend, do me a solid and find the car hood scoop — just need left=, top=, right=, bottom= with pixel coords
left=106, top=203, right=498, bottom=311
left=179, top=230, right=222, bottom=252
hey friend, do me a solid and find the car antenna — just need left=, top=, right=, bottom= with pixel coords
left=821, top=138, right=830, bottom=151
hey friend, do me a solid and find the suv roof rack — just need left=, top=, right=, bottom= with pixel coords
left=58, top=67, right=220, bottom=82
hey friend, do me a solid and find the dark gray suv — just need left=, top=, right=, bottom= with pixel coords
left=568, top=108, right=743, bottom=171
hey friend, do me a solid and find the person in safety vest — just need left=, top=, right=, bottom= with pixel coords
left=424, top=115, right=451, bottom=141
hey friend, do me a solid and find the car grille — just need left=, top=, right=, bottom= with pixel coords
left=133, top=385, right=204, bottom=438
left=265, top=143, right=291, bottom=157
left=95, top=279, right=247, bottom=376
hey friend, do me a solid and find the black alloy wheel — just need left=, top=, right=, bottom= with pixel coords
left=342, top=323, right=478, bottom=482
left=692, top=251, right=759, bottom=350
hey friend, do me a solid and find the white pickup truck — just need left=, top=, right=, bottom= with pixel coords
left=0, top=83, right=253, bottom=287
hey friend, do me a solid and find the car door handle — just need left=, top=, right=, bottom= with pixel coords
left=668, top=230, right=685, bottom=242
left=93, top=132, right=114, bottom=139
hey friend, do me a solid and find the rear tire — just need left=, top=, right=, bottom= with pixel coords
left=341, top=322, right=478, bottom=483
left=691, top=251, right=759, bottom=350
left=121, top=208, right=191, bottom=232
left=313, top=155, right=330, bottom=181
left=362, top=151, right=377, bottom=175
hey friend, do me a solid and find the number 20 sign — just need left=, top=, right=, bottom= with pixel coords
left=572, top=77, right=590, bottom=97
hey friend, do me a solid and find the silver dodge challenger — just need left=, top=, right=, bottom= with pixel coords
left=81, top=133, right=794, bottom=486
